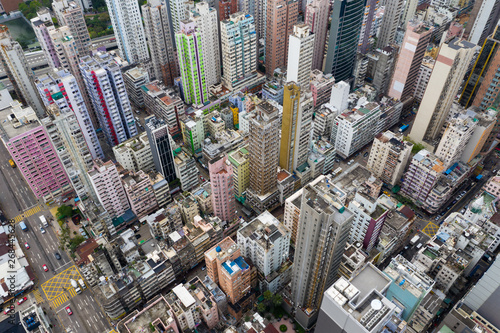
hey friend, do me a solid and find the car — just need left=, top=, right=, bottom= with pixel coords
left=200, top=176, right=205, bottom=181
left=452, top=200, right=457, bottom=205
left=42, top=264, right=48, bottom=272
left=363, top=152, right=369, bottom=157
left=416, top=213, right=423, bottom=219
left=135, top=234, right=141, bottom=239
left=65, top=306, right=73, bottom=315
left=54, top=253, right=61, bottom=260
left=460, top=208, right=466, bottom=214
left=133, top=225, right=140, bottom=232
left=3, top=307, right=12, bottom=315
left=494, top=169, right=498, bottom=174
left=404, top=246, right=408, bottom=250
left=201, top=266, right=206, bottom=271
left=347, top=160, right=354, bottom=165
left=17, top=297, right=27, bottom=305
left=24, top=242, right=29, bottom=249
left=40, top=226, right=45, bottom=234
left=135, top=110, right=140, bottom=114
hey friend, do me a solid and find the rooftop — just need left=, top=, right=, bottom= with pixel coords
left=0, top=101, right=40, bottom=142
left=118, top=295, right=177, bottom=333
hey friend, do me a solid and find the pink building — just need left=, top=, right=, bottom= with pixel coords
left=209, top=155, right=236, bottom=222
left=444, top=22, right=464, bottom=43
left=309, top=69, right=335, bottom=107
left=388, top=21, right=433, bottom=102
left=483, top=174, right=500, bottom=200
left=121, top=170, right=158, bottom=218
left=305, top=0, right=330, bottom=71
left=0, top=101, right=71, bottom=202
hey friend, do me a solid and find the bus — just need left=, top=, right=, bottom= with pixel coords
left=332, top=167, right=343, bottom=177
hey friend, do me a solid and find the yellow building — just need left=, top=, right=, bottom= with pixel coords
left=228, top=146, right=250, bottom=203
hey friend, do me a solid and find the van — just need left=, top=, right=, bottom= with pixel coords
left=78, top=279, right=86, bottom=290
left=19, top=221, right=28, bottom=232
left=416, top=243, right=423, bottom=249
left=40, top=215, right=49, bottom=228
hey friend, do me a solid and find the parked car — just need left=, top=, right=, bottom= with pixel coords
left=363, top=152, right=369, bottom=157
left=17, top=297, right=27, bottom=305
left=135, top=234, right=141, bottom=239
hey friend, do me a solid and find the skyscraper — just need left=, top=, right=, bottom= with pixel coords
left=169, top=0, right=189, bottom=36
left=35, top=69, right=103, bottom=161
left=387, top=20, right=433, bottom=102
left=31, top=9, right=59, bottom=68
left=175, top=21, right=209, bottom=106
left=465, top=0, right=500, bottom=47
left=209, top=154, right=236, bottom=222
left=0, top=25, right=45, bottom=117
left=246, top=101, right=281, bottom=213
left=52, top=0, right=91, bottom=57
left=265, top=0, right=298, bottom=76
left=324, top=0, right=365, bottom=82
left=305, top=0, right=329, bottom=70
left=142, top=0, right=179, bottom=86
left=218, top=0, right=237, bottom=21
left=279, top=83, right=313, bottom=172
left=145, top=116, right=177, bottom=183
left=286, top=24, right=315, bottom=88
left=409, top=38, right=476, bottom=145
left=357, top=0, right=378, bottom=54
left=290, top=175, right=354, bottom=329
left=376, top=0, right=404, bottom=48
left=105, top=0, right=149, bottom=64
left=220, top=12, right=257, bottom=90
left=186, top=2, right=221, bottom=87
left=79, top=52, right=138, bottom=147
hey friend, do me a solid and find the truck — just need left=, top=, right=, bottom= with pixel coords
left=410, top=235, right=420, bottom=245
left=332, top=167, right=343, bottom=177
left=399, top=124, right=409, bottom=133
left=8, top=159, right=15, bottom=168
left=78, top=279, right=86, bottom=290
left=39, top=215, right=48, bottom=228
left=19, top=221, right=28, bottom=232
left=70, top=279, right=81, bottom=294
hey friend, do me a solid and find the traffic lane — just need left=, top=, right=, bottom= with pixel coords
left=62, top=293, right=109, bottom=332
left=15, top=223, right=53, bottom=283
left=438, top=176, right=487, bottom=222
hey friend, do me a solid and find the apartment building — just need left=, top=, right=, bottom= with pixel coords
left=145, top=116, right=177, bottom=183
left=220, top=12, right=257, bottom=90
left=149, top=171, right=172, bottom=208
left=31, top=9, right=58, bottom=69
left=209, top=155, right=236, bottom=222
left=105, top=0, right=148, bottom=64
left=0, top=102, right=71, bottom=202
left=113, top=132, right=154, bottom=172
left=435, top=113, right=476, bottom=169
left=122, top=170, right=158, bottom=218
left=366, top=46, right=396, bottom=96
left=313, top=104, right=337, bottom=140
left=35, top=69, right=103, bottom=161
left=414, top=56, right=435, bottom=102
left=88, top=159, right=130, bottom=220
left=376, top=0, right=403, bottom=48
left=52, top=0, right=91, bottom=57
left=142, top=0, right=178, bottom=86
left=174, top=149, right=200, bottom=191
left=304, top=0, right=329, bottom=71
left=123, top=66, right=150, bottom=109
left=142, top=81, right=184, bottom=138
left=228, top=147, right=250, bottom=203
left=237, top=211, right=292, bottom=292
left=144, top=204, right=182, bottom=239
left=309, top=70, right=335, bottom=108
left=79, top=52, right=138, bottom=147
left=367, top=131, right=413, bottom=186
left=0, top=26, right=45, bottom=117
left=309, top=139, right=336, bottom=176
left=287, top=24, right=315, bottom=88
left=339, top=242, right=368, bottom=280
left=466, top=0, right=500, bottom=46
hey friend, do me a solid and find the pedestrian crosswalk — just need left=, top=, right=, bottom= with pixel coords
left=13, top=205, right=43, bottom=223
left=33, top=289, right=44, bottom=304
left=50, top=293, right=69, bottom=308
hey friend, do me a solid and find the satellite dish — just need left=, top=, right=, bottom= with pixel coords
left=371, top=299, right=382, bottom=311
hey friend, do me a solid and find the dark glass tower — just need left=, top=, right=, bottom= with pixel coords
left=145, top=116, right=177, bottom=182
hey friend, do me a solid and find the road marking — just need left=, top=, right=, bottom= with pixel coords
left=41, top=265, right=83, bottom=301
left=422, top=221, right=439, bottom=238
left=32, top=289, right=44, bottom=304
left=50, top=293, right=69, bottom=308
left=12, top=205, right=43, bottom=223
left=76, top=321, right=80, bottom=327
left=37, top=253, right=40, bottom=259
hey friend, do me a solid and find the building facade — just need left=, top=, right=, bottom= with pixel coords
left=145, top=116, right=177, bottom=183
left=286, top=24, right=314, bottom=88
left=209, top=155, right=236, bottom=222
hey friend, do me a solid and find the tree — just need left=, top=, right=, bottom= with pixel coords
left=69, top=235, right=85, bottom=251
left=263, top=290, right=273, bottom=303
left=244, top=315, right=251, bottom=322
left=273, top=294, right=283, bottom=308
left=256, top=303, right=266, bottom=313
left=56, top=205, right=74, bottom=220
left=280, top=325, right=288, bottom=332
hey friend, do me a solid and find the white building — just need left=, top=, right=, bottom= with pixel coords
left=31, top=10, right=58, bottom=69
left=0, top=26, right=45, bottom=117
left=467, top=0, right=499, bottom=45
left=142, top=0, right=178, bottom=86
left=113, top=132, right=155, bottom=172
left=187, top=2, right=220, bottom=87
left=174, top=149, right=200, bottom=191
left=35, top=69, right=103, bottom=161
left=220, top=12, right=257, bottom=90
left=414, top=57, right=435, bottom=102
left=237, top=211, right=291, bottom=292
left=105, top=0, right=149, bottom=64
left=123, top=66, right=150, bottom=108
left=169, top=0, right=190, bottom=37
left=52, top=0, right=91, bottom=57
left=286, top=24, right=314, bottom=89
left=79, top=52, right=138, bottom=147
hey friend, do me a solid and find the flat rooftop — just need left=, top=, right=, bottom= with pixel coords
left=350, top=264, right=392, bottom=301
left=0, top=101, right=40, bottom=142
left=119, top=296, right=177, bottom=333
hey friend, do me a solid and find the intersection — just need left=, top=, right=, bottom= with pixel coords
left=41, top=265, right=83, bottom=303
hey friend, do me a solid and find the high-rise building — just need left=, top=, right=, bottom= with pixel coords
left=209, top=154, right=236, bottom=222
left=237, top=211, right=292, bottom=292
left=0, top=25, right=45, bottom=117
left=31, top=9, right=58, bottom=68
left=79, top=52, right=138, bottom=147
left=304, top=0, right=329, bottom=70
left=265, top=0, right=298, bottom=76
left=218, top=0, right=237, bottom=21
left=279, top=83, right=313, bottom=172
left=187, top=2, right=221, bottom=87
left=123, top=66, right=150, bottom=109
left=169, top=0, right=189, bottom=36
left=145, top=116, right=177, bottom=183
left=401, top=0, right=418, bottom=28
left=0, top=102, right=72, bottom=202
left=176, top=21, right=209, bottom=106
left=324, top=0, right=365, bottom=82
left=52, top=0, right=91, bottom=57
left=246, top=101, right=281, bottom=213
left=142, top=0, right=178, bottom=86
left=357, top=0, right=378, bottom=54
left=88, top=159, right=130, bottom=219
left=367, top=131, right=413, bottom=186
left=309, top=70, right=335, bottom=108
left=220, top=12, right=257, bottom=90
left=35, top=69, right=103, bottom=161
left=366, top=46, right=396, bottom=95
left=290, top=176, right=354, bottom=329
left=227, top=146, right=250, bottom=203
left=377, top=0, right=403, bottom=48
left=409, top=38, right=476, bottom=146
left=387, top=20, right=433, bottom=102
left=286, top=24, right=314, bottom=88
left=122, top=170, right=158, bottom=218
left=112, top=132, right=155, bottom=172
left=465, top=0, right=500, bottom=47
left=105, top=0, right=149, bottom=64
left=414, top=56, right=435, bottom=103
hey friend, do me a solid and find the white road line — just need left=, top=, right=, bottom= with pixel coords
left=93, top=315, right=97, bottom=322
left=37, top=253, right=40, bottom=259
left=84, top=300, right=88, bottom=306
left=87, top=319, right=91, bottom=327
left=77, top=303, right=81, bottom=310
left=76, top=321, right=80, bottom=328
